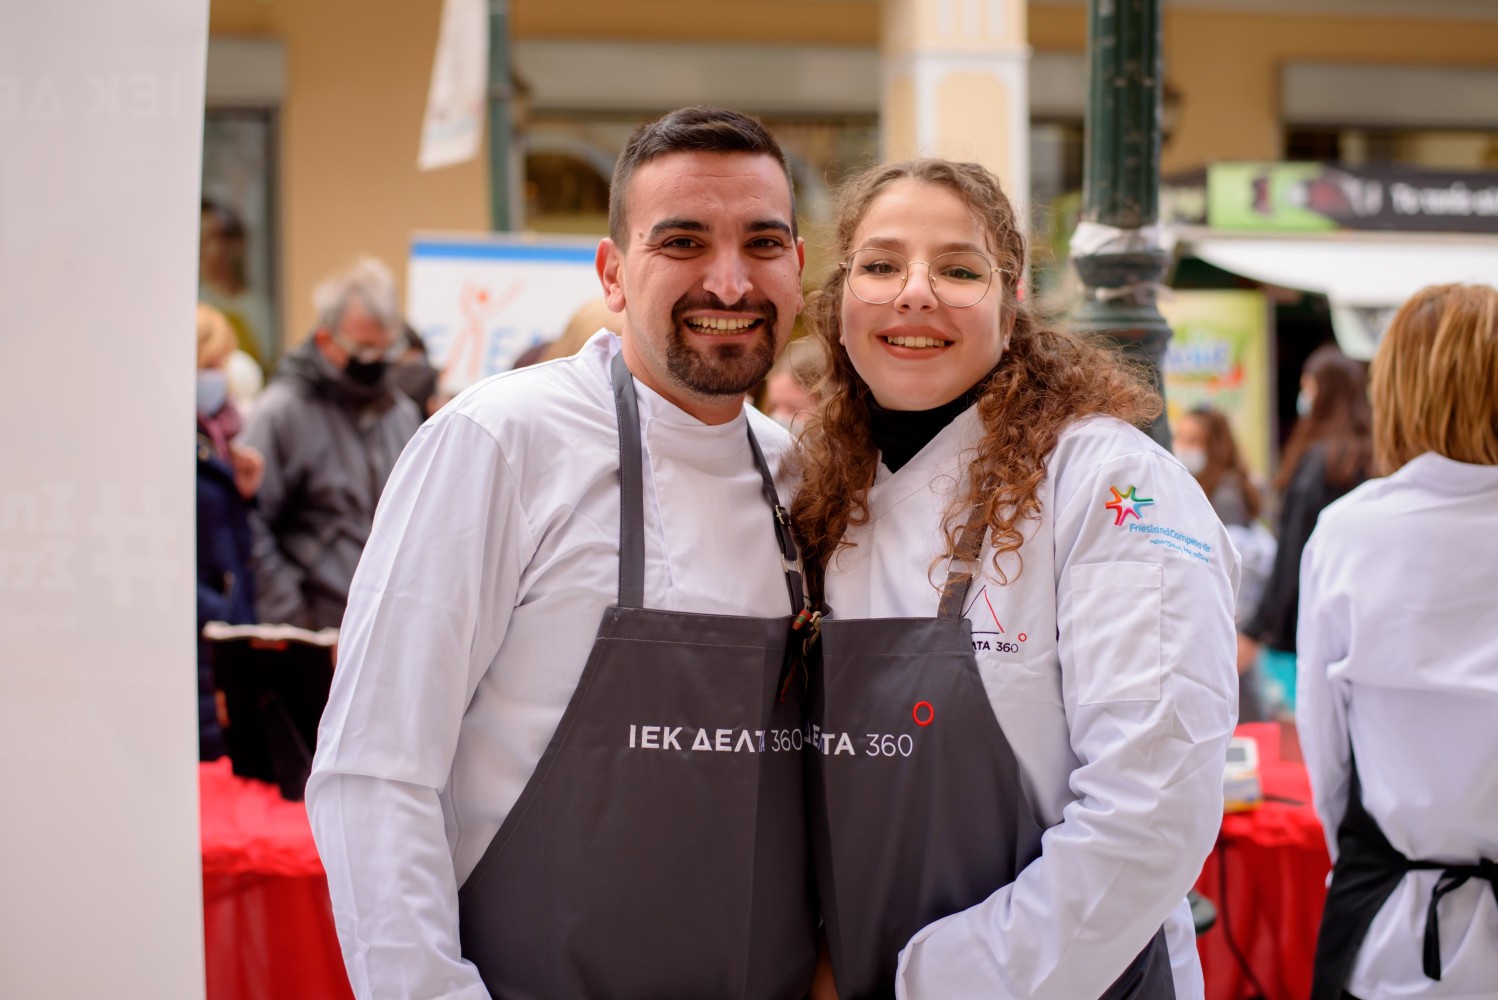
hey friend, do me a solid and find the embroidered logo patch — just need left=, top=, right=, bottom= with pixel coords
left=1104, top=485, right=1154, bottom=526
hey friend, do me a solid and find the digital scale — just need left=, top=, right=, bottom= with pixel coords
left=1223, top=735, right=1263, bottom=813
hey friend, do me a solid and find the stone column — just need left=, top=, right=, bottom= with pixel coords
left=880, top=0, right=1030, bottom=202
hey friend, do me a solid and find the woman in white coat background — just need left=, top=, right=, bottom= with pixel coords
left=790, top=158, right=1240, bottom=999
left=1297, top=283, right=1498, bottom=1000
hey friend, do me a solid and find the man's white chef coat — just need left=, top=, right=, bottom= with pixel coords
left=823, top=409, right=1241, bottom=1000
left=305, top=331, right=796, bottom=1000
left=1297, top=452, right=1498, bottom=1000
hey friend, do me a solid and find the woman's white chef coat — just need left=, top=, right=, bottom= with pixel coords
left=822, top=408, right=1240, bottom=1000
left=1297, top=452, right=1498, bottom=1000
left=305, top=332, right=796, bottom=1000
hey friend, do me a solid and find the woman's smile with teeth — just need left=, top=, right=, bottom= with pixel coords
left=686, top=316, right=757, bottom=333
left=883, top=335, right=949, bottom=349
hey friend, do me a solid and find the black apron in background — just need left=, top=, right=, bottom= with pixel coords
left=457, top=353, right=818, bottom=1000
left=808, top=503, right=1175, bottom=1000
left=1311, top=757, right=1498, bottom=1000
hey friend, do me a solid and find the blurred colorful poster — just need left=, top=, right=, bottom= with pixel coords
left=1160, top=290, right=1272, bottom=480
left=406, top=235, right=602, bottom=391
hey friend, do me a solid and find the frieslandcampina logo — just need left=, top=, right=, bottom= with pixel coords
left=1104, top=485, right=1154, bottom=526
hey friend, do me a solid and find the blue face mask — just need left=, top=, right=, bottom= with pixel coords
left=1295, top=390, right=1313, bottom=418
left=197, top=369, right=229, bottom=415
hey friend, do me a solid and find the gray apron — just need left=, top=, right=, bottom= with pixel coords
left=808, top=504, right=1175, bottom=999
left=457, top=352, right=818, bottom=999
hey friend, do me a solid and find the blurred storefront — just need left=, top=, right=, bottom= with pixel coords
left=1163, top=160, right=1498, bottom=459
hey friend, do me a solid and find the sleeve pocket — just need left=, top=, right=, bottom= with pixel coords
left=1067, top=562, right=1163, bottom=705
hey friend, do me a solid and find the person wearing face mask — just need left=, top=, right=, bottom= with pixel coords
left=240, top=257, right=421, bottom=630
left=196, top=304, right=264, bottom=760
left=791, top=159, right=1239, bottom=999
left=1240, top=345, right=1372, bottom=718
left=1173, top=406, right=1260, bottom=529
left=1174, top=406, right=1275, bottom=721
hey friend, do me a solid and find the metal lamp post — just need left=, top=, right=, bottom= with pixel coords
left=1071, top=0, right=1172, bottom=446
left=487, top=0, right=514, bottom=231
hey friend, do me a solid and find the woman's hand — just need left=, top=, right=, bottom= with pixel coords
left=230, top=444, right=264, bottom=500
left=1236, top=631, right=1260, bottom=675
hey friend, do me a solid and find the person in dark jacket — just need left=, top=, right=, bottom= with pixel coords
left=1242, top=344, right=1373, bottom=717
left=240, top=257, right=421, bottom=630
left=196, top=304, right=263, bottom=760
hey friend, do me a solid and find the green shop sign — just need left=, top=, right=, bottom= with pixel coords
left=1206, top=162, right=1498, bottom=234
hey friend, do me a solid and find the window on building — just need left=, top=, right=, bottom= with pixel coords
left=201, top=109, right=280, bottom=371
left=1285, top=126, right=1498, bottom=171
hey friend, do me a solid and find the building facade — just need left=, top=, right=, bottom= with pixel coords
left=203, top=0, right=1498, bottom=355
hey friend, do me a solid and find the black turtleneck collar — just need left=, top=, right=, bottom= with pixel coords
left=867, top=373, right=993, bottom=473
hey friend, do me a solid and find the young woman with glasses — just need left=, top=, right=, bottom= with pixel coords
left=792, top=159, right=1239, bottom=999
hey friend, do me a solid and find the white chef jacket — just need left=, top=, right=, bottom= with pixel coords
left=1296, top=452, right=1498, bottom=1000
left=305, top=331, right=797, bottom=1000
left=822, top=408, right=1240, bottom=1000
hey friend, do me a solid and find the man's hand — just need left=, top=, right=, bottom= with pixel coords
left=230, top=444, right=265, bottom=500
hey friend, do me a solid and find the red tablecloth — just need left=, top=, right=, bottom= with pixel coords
left=200, top=759, right=354, bottom=1000
left=1195, top=722, right=1332, bottom=1000
left=201, top=725, right=1330, bottom=1000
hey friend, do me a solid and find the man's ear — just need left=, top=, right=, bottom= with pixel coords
left=597, top=238, right=627, bottom=313
left=311, top=327, right=340, bottom=364
left=795, top=236, right=807, bottom=314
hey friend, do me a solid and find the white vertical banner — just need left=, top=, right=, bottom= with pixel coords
left=418, top=0, right=490, bottom=170
left=0, top=3, right=210, bottom=998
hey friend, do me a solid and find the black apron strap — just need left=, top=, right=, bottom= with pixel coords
left=610, top=351, right=647, bottom=609
left=937, top=502, right=991, bottom=619
left=610, top=349, right=808, bottom=618
left=1410, top=858, right=1498, bottom=980
left=744, top=420, right=811, bottom=621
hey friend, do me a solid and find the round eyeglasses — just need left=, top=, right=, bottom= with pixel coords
left=841, top=248, right=1003, bottom=308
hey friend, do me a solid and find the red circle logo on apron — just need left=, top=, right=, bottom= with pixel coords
left=912, top=702, right=935, bottom=726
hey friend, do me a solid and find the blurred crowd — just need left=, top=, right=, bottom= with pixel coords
left=192, top=256, right=1445, bottom=760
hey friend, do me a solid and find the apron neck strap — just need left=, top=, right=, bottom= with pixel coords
left=611, top=351, right=648, bottom=609
left=610, top=350, right=808, bottom=617
left=937, top=502, right=990, bottom=619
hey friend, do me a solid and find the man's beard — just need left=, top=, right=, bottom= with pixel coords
left=664, top=295, right=779, bottom=398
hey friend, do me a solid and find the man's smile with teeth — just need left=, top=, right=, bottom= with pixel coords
left=686, top=316, right=758, bottom=333
left=883, top=335, right=950, bottom=349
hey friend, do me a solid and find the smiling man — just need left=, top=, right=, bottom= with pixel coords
left=600, top=127, right=803, bottom=416
left=305, top=107, right=819, bottom=1000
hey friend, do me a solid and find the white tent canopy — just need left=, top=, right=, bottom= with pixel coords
left=1175, top=228, right=1498, bottom=358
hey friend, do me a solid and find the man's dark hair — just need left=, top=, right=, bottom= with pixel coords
left=608, top=106, right=797, bottom=247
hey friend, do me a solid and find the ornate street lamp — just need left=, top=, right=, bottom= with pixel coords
left=1071, top=0, right=1172, bottom=446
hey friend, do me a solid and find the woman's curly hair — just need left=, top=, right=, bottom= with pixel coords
left=791, top=159, right=1162, bottom=591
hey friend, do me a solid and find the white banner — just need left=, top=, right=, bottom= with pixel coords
left=407, top=234, right=604, bottom=389
left=418, top=0, right=489, bottom=171
left=0, top=2, right=209, bottom=997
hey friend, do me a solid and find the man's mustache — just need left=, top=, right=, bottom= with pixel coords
left=670, top=294, right=778, bottom=328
